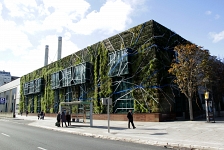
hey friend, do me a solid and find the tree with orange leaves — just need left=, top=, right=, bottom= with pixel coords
left=168, top=44, right=210, bottom=121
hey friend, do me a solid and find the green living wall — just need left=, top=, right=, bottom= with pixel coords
left=20, top=20, right=187, bottom=114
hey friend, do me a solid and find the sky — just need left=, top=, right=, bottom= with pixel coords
left=0, top=0, right=224, bottom=77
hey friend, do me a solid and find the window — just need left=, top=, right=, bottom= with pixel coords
left=34, top=78, right=43, bottom=93
left=108, top=48, right=130, bottom=77
left=73, top=62, right=92, bottom=85
left=29, top=81, right=34, bottom=94
left=62, top=67, right=72, bottom=87
left=24, top=83, right=29, bottom=95
left=51, top=72, right=62, bottom=89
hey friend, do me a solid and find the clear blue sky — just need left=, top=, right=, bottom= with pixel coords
left=0, top=0, right=223, bottom=76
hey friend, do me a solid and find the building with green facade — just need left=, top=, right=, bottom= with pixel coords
left=20, top=20, right=191, bottom=117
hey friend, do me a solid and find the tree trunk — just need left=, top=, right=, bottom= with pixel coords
left=188, top=98, right=194, bottom=121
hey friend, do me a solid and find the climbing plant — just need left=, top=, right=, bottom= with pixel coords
left=20, top=20, right=188, bottom=115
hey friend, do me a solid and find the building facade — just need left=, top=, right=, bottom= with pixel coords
left=0, top=78, right=20, bottom=114
left=0, top=71, right=11, bottom=86
left=20, top=20, right=192, bottom=117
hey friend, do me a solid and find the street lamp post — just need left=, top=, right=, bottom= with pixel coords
left=204, top=91, right=215, bottom=123
left=204, top=91, right=209, bottom=122
left=13, top=94, right=16, bottom=118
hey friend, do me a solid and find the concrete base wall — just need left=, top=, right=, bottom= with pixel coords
left=92, top=113, right=176, bottom=122
left=27, top=113, right=176, bottom=122
left=0, top=112, right=13, bottom=118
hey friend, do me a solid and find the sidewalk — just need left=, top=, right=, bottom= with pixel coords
left=14, top=115, right=224, bottom=150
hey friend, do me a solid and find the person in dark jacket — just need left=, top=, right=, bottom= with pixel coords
left=61, top=111, right=67, bottom=127
left=127, top=109, right=136, bottom=129
left=26, top=110, right=28, bottom=117
left=56, top=111, right=61, bottom=127
left=66, top=112, right=71, bottom=126
left=38, top=112, right=40, bottom=120
left=40, top=110, right=44, bottom=120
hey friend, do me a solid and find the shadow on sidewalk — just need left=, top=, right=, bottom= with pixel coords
left=66, top=124, right=127, bottom=130
left=193, top=116, right=224, bottom=122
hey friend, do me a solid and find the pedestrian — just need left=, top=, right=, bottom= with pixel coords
left=66, top=112, right=71, bottom=126
left=38, top=112, right=40, bottom=120
left=20, top=110, right=23, bottom=116
left=127, top=109, right=136, bottom=129
left=26, top=110, right=28, bottom=117
left=40, top=110, right=44, bottom=120
left=61, top=111, right=67, bottom=127
left=56, top=111, right=61, bottom=127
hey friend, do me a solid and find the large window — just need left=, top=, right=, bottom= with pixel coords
left=113, top=78, right=133, bottom=113
left=108, top=48, right=130, bottom=77
left=62, top=67, right=72, bottom=87
left=29, top=81, right=34, bottom=94
left=51, top=72, right=62, bottom=89
left=72, top=62, right=92, bottom=85
left=34, top=78, right=43, bottom=93
left=23, top=78, right=44, bottom=95
left=24, top=83, right=29, bottom=95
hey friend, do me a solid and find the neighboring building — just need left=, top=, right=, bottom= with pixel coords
left=20, top=20, right=198, bottom=118
left=0, top=71, right=11, bottom=86
left=11, top=76, right=20, bottom=81
left=0, top=78, right=20, bottom=114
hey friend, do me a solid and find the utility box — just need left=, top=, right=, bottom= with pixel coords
left=101, top=98, right=112, bottom=105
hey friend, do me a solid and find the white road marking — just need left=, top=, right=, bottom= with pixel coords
left=37, top=147, right=47, bottom=150
left=1, top=133, right=10, bottom=137
left=12, top=122, right=24, bottom=125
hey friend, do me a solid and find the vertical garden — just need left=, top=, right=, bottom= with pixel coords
left=20, top=20, right=187, bottom=114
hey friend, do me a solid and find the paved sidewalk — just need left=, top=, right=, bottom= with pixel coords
left=12, top=115, right=224, bottom=150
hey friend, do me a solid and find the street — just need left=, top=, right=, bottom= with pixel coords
left=0, top=119, right=166, bottom=150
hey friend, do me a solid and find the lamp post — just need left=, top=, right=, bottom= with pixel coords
left=204, top=91, right=209, bottom=122
left=13, top=94, right=16, bottom=118
left=205, top=91, right=216, bottom=123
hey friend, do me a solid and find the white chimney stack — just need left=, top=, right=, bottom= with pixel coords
left=57, top=36, right=62, bottom=60
left=44, top=45, right=49, bottom=66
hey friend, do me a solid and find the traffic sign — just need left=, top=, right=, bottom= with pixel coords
left=0, top=98, right=6, bottom=104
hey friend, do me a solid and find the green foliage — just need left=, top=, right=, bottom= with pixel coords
left=50, top=108, right=54, bottom=113
left=168, top=44, right=210, bottom=120
left=19, top=20, right=188, bottom=115
left=34, top=95, right=37, bottom=113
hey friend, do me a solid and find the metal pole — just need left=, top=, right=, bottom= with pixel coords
left=108, top=98, right=110, bottom=133
left=205, top=100, right=209, bottom=122
left=59, top=103, right=61, bottom=113
left=212, top=99, right=215, bottom=123
left=90, top=102, right=93, bottom=127
left=13, top=94, right=16, bottom=118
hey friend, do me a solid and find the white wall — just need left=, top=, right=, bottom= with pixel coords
left=0, top=78, right=20, bottom=113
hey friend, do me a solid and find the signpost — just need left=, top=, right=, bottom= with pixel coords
left=204, top=91, right=215, bottom=123
left=101, top=98, right=112, bottom=133
left=0, top=98, right=6, bottom=104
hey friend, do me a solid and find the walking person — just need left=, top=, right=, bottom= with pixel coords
left=61, top=111, right=67, bottom=127
left=56, top=111, right=61, bottom=127
left=127, top=109, right=136, bottom=129
left=66, top=112, right=71, bottom=126
left=26, top=110, right=28, bottom=117
left=40, top=110, right=44, bottom=120
left=38, top=112, right=40, bottom=120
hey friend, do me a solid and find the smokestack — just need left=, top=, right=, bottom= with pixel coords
left=44, top=45, right=49, bottom=66
left=57, top=36, right=62, bottom=60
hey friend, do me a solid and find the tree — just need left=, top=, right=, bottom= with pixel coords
left=207, top=57, right=224, bottom=116
left=168, top=44, right=210, bottom=121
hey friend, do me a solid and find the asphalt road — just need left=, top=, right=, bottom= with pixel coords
left=0, top=118, right=166, bottom=150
